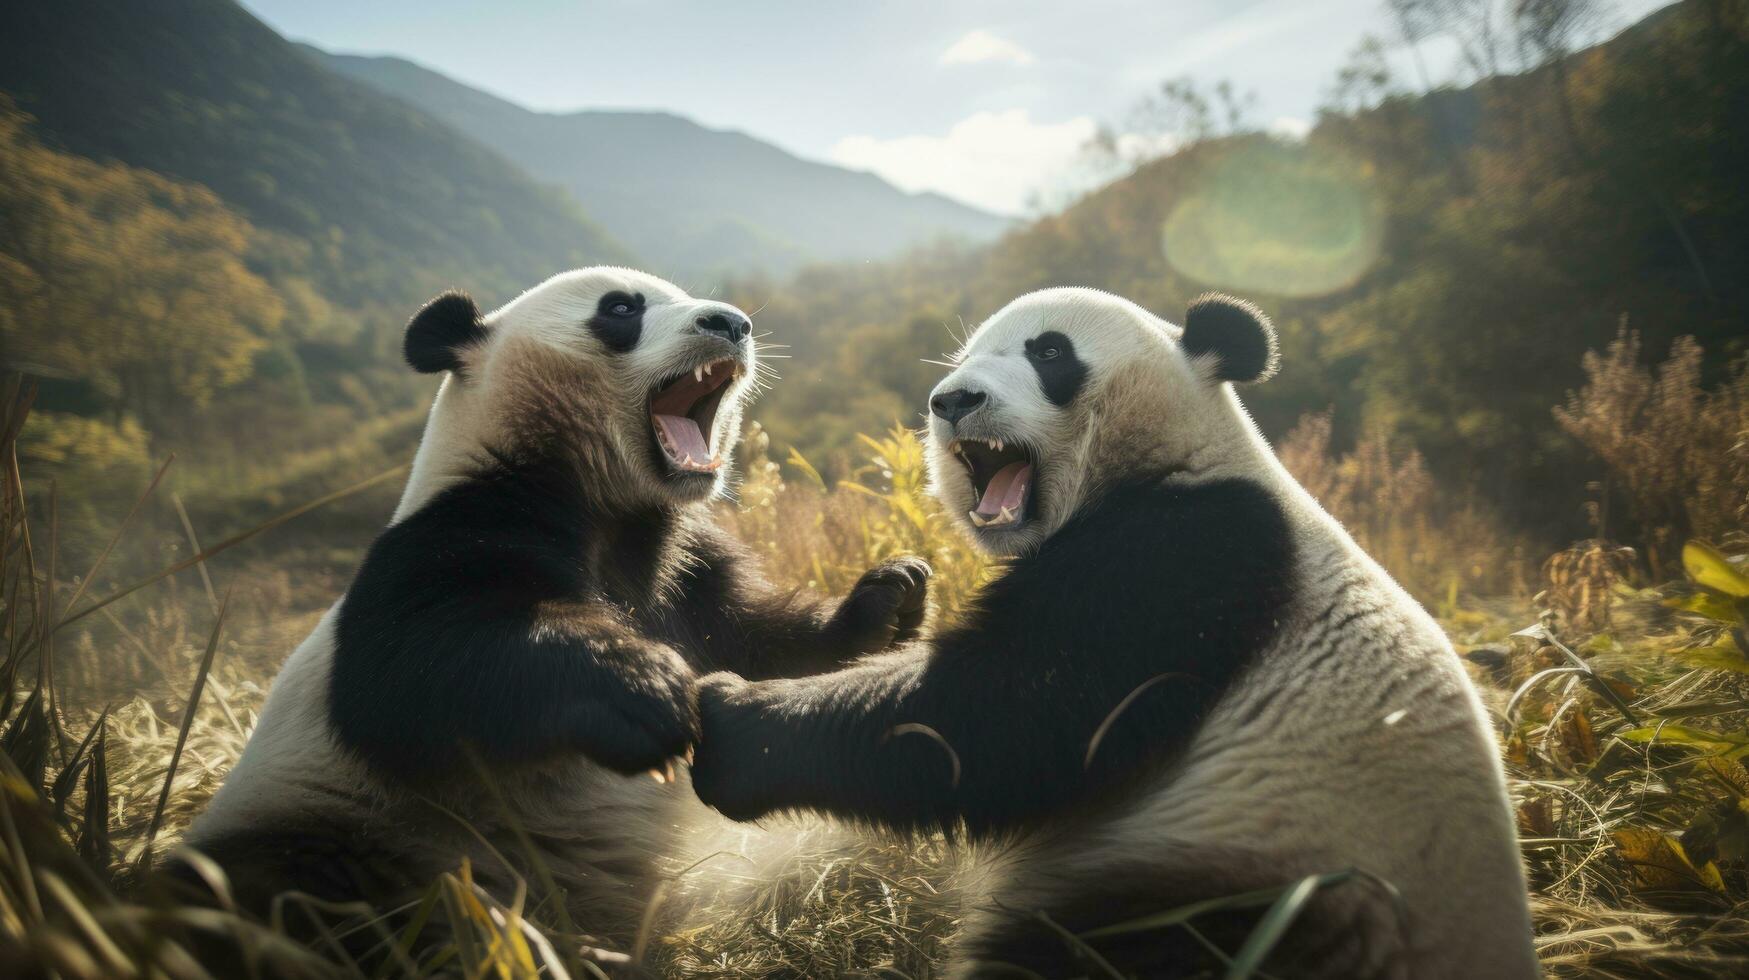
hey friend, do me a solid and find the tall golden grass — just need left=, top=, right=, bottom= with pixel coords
left=1555, top=327, right=1749, bottom=575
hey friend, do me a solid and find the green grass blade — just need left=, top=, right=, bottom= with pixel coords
left=1223, top=873, right=1328, bottom=980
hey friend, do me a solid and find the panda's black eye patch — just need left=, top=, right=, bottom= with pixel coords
left=1024, top=331, right=1086, bottom=407
left=588, top=291, right=645, bottom=352
left=601, top=292, right=643, bottom=317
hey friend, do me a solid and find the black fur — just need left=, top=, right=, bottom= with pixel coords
left=587, top=290, right=645, bottom=352
left=330, top=448, right=930, bottom=782
left=404, top=290, right=488, bottom=376
left=690, top=476, right=1295, bottom=838
left=1181, top=293, right=1279, bottom=384
left=1024, top=330, right=1088, bottom=406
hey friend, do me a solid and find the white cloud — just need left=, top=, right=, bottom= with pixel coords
left=939, top=29, right=1036, bottom=67
left=831, top=109, right=1099, bottom=215
left=1269, top=115, right=1312, bottom=139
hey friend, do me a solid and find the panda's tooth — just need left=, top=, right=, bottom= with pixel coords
left=968, top=510, right=988, bottom=527
left=994, top=438, right=1003, bottom=452
left=998, top=505, right=1016, bottom=524
left=704, top=363, right=713, bottom=376
left=694, top=366, right=704, bottom=383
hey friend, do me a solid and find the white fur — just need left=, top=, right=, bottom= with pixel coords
left=932, top=289, right=1537, bottom=978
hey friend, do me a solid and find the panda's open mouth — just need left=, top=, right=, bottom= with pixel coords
left=649, top=359, right=740, bottom=475
left=951, top=438, right=1035, bottom=529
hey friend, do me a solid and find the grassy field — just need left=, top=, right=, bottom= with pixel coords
left=3, top=389, right=1749, bottom=978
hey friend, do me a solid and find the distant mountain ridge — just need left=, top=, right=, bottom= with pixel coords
left=0, top=0, right=628, bottom=311
left=308, top=48, right=1012, bottom=279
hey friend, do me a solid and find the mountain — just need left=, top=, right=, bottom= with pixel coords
left=0, top=0, right=628, bottom=312
left=308, top=48, right=1012, bottom=280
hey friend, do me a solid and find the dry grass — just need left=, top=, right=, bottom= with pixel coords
left=5, top=375, right=1749, bottom=978
left=1554, top=326, right=1749, bottom=575
left=1276, top=411, right=1529, bottom=603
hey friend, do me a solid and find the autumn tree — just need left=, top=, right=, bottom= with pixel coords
left=0, top=101, right=283, bottom=427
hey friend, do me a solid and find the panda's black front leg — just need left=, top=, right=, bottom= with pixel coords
left=678, top=527, right=931, bottom=679
left=521, top=619, right=702, bottom=776
left=722, top=556, right=932, bottom=678
left=333, top=597, right=700, bottom=781
left=689, top=653, right=977, bottom=832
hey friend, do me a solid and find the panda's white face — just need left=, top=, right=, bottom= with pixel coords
left=925, top=287, right=1273, bottom=556
left=408, top=267, right=761, bottom=512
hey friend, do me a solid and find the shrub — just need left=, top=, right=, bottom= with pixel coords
left=1554, top=328, right=1749, bottom=574
left=1277, top=411, right=1524, bottom=601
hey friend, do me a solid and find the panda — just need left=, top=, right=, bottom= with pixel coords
left=689, top=287, right=1537, bottom=979
left=175, top=267, right=931, bottom=944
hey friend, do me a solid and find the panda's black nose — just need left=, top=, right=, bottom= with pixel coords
left=930, top=388, right=987, bottom=425
left=696, top=311, right=752, bottom=344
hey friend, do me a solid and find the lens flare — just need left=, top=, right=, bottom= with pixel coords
left=1161, top=139, right=1383, bottom=298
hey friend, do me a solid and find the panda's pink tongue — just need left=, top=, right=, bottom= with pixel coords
left=974, top=461, right=1032, bottom=518
left=653, top=414, right=713, bottom=469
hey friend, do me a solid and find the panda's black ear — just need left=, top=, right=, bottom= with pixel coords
left=404, top=290, right=488, bottom=376
left=1180, top=293, right=1278, bottom=384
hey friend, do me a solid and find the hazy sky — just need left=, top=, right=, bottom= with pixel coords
left=243, top=0, right=1670, bottom=215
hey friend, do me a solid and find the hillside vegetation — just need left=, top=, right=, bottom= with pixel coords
left=734, top=0, right=1748, bottom=564
left=1, top=0, right=627, bottom=312
left=0, top=0, right=635, bottom=546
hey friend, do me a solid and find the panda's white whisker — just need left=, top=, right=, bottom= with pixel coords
left=920, top=358, right=957, bottom=368
left=944, top=315, right=968, bottom=348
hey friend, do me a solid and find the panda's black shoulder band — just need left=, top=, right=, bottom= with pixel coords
left=1182, top=293, right=1278, bottom=384
left=405, top=290, right=488, bottom=376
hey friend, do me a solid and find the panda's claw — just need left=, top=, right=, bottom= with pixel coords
left=832, top=556, right=933, bottom=653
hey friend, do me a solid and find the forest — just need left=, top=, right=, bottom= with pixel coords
left=1, top=0, right=1747, bottom=976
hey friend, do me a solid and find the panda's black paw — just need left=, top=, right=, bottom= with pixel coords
left=566, top=641, right=699, bottom=775
left=830, top=556, right=933, bottom=655
left=690, top=672, right=782, bottom=821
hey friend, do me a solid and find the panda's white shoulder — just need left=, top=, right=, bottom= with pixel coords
left=189, top=604, right=374, bottom=840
